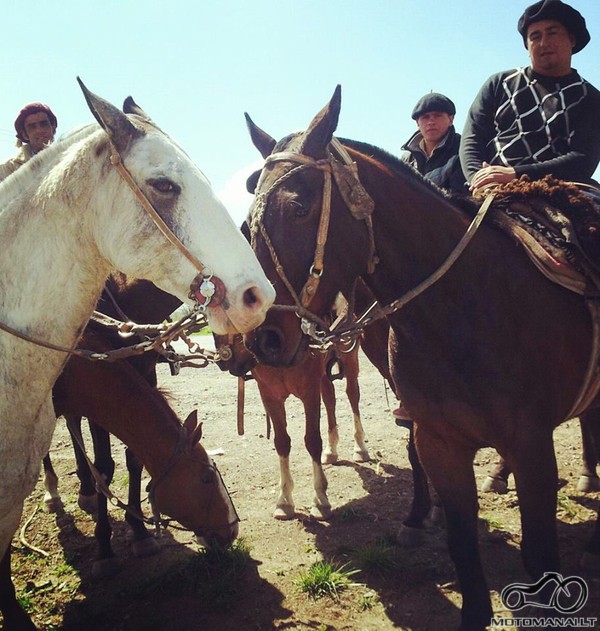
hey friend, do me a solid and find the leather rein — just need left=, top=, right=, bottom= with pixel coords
left=250, top=137, right=494, bottom=348
left=0, top=139, right=219, bottom=361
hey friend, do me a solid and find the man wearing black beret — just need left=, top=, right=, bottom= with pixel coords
left=460, top=0, right=600, bottom=193
left=400, top=92, right=466, bottom=193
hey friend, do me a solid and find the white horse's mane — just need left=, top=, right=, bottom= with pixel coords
left=0, top=124, right=99, bottom=209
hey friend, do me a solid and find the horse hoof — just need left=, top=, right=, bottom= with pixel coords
left=480, top=476, right=508, bottom=494
left=576, top=475, right=600, bottom=493
left=91, top=557, right=121, bottom=580
left=43, top=495, right=64, bottom=513
left=310, top=504, right=332, bottom=521
left=579, top=551, right=600, bottom=575
left=273, top=505, right=295, bottom=520
left=352, top=449, right=370, bottom=463
left=321, top=452, right=338, bottom=465
left=132, top=536, right=160, bottom=558
left=397, top=525, right=427, bottom=547
left=78, top=493, right=98, bottom=514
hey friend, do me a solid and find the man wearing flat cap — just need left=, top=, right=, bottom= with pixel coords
left=401, top=92, right=465, bottom=192
left=0, top=102, right=58, bottom=182
left=460, top=0, right=600, bottom=193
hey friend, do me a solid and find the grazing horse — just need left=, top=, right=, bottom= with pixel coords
left=215, top=306, right=370, bottom=521
left=0, top=82, right=273, bottom=630
left=242, top=86, right=600, bottom=630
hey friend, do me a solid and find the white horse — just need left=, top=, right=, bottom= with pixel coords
left=0, top=80, right=274, bottom=629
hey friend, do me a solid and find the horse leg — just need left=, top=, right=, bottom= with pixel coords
left=320, top=372, right=339, bottom=465
left=42, top=453, right=63, bottom=513
left=303, top=391, right=331, bottom=521
left=576, top=411, right=600, bottom=492
left=507, top=430, right=560, bottom=579
left=65, top=414, right=97, bottom=514
left=343, top=347, right=370, bottom=462
left=124, top=448, right=159, bottom=558
left=416, top=426, right=491, bottom=630
left=0, top=546, right=36, bottom=631
left=579, top=414, right=600, bottom=572
left=397, top=423, right=434, bottom=546
left=87, top=421, right=119, bottom=580
left=263, top=397, right=295, bottom=520
left=480, top=455, right=511, bottom=494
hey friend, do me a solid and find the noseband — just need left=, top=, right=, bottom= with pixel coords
left=249, top=138, right=376, bottom=315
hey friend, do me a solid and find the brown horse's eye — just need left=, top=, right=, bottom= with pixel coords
left=290, top=200, right=308, bottom=218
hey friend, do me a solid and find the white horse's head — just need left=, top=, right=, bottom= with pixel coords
left=79, top=80, right=274, bottom=334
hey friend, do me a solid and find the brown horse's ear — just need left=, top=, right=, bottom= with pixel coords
left=183, top=410, right=203, bottom=447
left=301, top=85, right=341, bottom=159
left=77, top=77, right=143, bottom=153
left=245, top=112, right=276, bottom=158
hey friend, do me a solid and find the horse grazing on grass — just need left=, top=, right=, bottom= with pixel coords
left=243, top=86, right=600, bottom=630
left=0, top=81, right=273, bottom=630
left=215, top=306, right=370, bottom=521
left=42, top=274, right=228, bottom=579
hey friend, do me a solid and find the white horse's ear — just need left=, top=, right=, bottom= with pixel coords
left=245, top=112, right=276, bottom=159
left=123, top=96, right=154, bottom=124
left=77, top=77, right=142, bottom=152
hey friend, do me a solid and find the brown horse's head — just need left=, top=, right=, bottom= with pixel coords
left=244, top=86, right=373, bottom=367
left=149, top=410, right=239, bottom=547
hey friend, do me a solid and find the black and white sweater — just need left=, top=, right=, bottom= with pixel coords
left=460, top=67, right=600, bottom=184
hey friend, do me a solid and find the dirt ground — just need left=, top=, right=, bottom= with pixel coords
left=6, top=340, right=600, bottom=631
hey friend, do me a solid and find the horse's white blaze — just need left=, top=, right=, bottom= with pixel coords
left=0, top=98, right=271, bottom=569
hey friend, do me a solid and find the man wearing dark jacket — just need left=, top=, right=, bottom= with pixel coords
left=460, top=0, right=600, bottom=193
left=400, top=92, right=466, bottom=192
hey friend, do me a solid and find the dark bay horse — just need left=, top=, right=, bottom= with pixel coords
left=243, top=86, right=600, bottom=630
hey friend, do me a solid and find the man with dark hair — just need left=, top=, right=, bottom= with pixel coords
left=0, top=102, right=58, bottom=182
left=401, top=92, right=465, bottom=192
left=460, top=0, right=600, bottom=193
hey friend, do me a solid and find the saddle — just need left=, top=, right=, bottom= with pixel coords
left=483, top=175, right=600, bottom=296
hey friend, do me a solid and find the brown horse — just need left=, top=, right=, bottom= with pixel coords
left=242, top=86, right=600, bottom=630
left=215, top=306, right=370, bottom=521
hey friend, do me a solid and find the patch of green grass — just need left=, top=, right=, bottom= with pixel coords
left=481, top=513, right=504, bottom=532
left=127, top=537, right=252, bottom=612
left=557, top=491, right=577, bottom=519
left=342, top=538, right=398, bottom=574
left=294, top=560, right=360, bottom=599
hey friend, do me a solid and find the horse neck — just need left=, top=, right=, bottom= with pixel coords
left=64, top=354, right=182, bottom=477
left=354, top=154, right=479, bottom=304
left=0, top=146, right=115, bottom=405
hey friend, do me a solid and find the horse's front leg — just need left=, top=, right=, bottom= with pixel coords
left=303, top=394, right=331, bottom=520
left=263, top=397, right=295, bottom=520
left=320, top=371, right=339, bottom=465
left=65, top=414, right=97, bottom=514
left=343, top=346, right=370, bottom=462
left=0, top=545, right=36, bottom=631
left=87, top=421, right=118, bottom=579
left=124, top=448, right=159, bottom=558
left=416, top=425, right=491, bottom=631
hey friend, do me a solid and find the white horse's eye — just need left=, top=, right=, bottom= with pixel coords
left=148, top=177, right=180, bottom=195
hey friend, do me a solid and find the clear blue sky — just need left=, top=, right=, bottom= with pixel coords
left=1, top=0, right=598, bottom=225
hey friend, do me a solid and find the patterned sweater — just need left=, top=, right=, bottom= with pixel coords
left=460, top=67, right=600, bottom=185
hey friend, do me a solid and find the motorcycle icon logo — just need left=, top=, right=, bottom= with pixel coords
left=501, top=572, right=588, bottom=614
